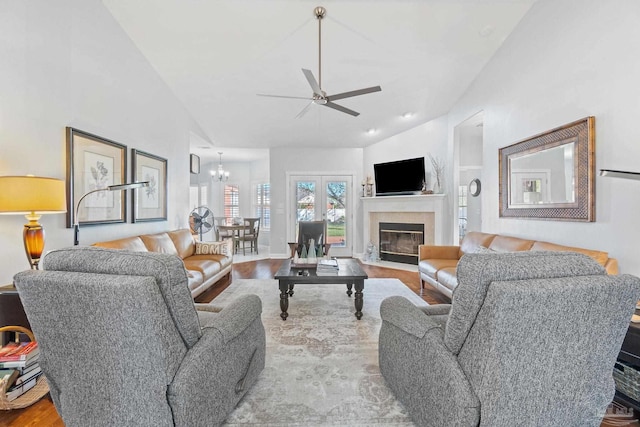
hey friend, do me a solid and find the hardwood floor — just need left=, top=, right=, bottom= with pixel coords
left=0, top=259, right=634, bottom=426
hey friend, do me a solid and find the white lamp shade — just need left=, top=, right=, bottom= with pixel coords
left=0, top=176, right=67, bottom=214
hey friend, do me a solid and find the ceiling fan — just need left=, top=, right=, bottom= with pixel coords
left=258, top=6, right=381, bottom=118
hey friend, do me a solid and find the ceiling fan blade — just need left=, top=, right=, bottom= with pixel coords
left=324, top=101, right=360, bottom=117
left=302, top=68, right=322, bottom=95
left=295, top=101, right=314, bottom=119
left=257, top=94, right=312, bottom=100
left=327, top=86, right=382, bottom=101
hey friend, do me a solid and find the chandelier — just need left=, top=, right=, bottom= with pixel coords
left=211, top=152, right=230, bottom=182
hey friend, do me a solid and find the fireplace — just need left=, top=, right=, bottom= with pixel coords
left=360, top=194, right=446, bottom=262
left=379, top=222, right=424, bottom=265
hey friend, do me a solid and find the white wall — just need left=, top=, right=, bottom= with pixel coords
left=447, top=0, right=640, bottom=275
left=364, top=116, right=449, bottom=193
left=0, top=0, right=199, bottom=284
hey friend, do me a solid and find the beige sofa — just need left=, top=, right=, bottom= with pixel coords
left=93, top=229, right=233, bottom=298
left=419, top=231, right=618, bottom=299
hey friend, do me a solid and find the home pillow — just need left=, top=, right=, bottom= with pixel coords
left=195, top=241, right=231, bottom=256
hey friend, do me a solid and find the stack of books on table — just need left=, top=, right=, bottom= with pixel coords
left=316, top=258, right=339, bottom=276
left=0, top=341, right=43, bottom=401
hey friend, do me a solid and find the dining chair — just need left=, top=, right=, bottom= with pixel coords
left=214, top=217, right=234, bottom=242
left=239, top=218, right=260, bottom=255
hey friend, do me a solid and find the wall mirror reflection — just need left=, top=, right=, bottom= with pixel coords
left=499, top=117, right=595, bottom=221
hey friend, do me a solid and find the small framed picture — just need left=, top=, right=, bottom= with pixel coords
left=190, top=154, right=200, bottom=174
left=132, top=149, right=168, bottom=222
left=66, top=127, right=127, bottom=228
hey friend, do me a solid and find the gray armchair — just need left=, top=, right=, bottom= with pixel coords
left=379, top=251, right=640, bottom=427
left=13, top=247, right=265, bottom=427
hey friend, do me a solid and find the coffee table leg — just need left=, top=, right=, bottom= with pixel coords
left=346, top=282, right=353, bottom=297
left=288, top=283, right=295, bottom=297
left=354, top=280, right=364, bottom=320
left=279, top=281, right=289, bottom=320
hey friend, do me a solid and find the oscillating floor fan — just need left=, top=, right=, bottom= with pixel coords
left=189, top=206, right=214, bottom=241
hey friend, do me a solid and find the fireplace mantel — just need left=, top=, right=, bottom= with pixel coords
left=361, top=194, right=446, bottom=253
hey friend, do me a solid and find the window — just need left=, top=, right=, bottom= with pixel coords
left=189, top=184, right=208, bottom=209
left=255, top=183, right=270, bottom=229
left=224, top=184, right=239, bottom=219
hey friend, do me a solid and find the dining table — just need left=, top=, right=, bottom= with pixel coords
left=217, top=223, right=250, bottom=254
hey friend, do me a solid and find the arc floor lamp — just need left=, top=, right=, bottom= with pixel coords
left=73, top=181, right=149, bottom=245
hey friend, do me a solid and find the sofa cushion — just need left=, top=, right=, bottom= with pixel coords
left=489, top=235, right=535, bottom=252
left=459, top=232, right=496, bottom=258
left=140, top=233, right=179, bottom=255
left=436, top=267, right=458, bottom=291
left=530, top=241, right=609, bottom=267
left=189, top=254, right=233, bottom=270
left=418, top=259, right=459, bottom=280
left=167, top=229, right=195, bottom=259
left=183, top=259, right=222, bottom=278
left=93, top=236, right=148, bottom=251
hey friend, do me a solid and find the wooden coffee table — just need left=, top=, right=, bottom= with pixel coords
left=274, top=258, right=368, bottom=320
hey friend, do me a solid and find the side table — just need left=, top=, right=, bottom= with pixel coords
left=614, top=320, right=640, bottom=413
left=0, top=284, right=31, bottom=345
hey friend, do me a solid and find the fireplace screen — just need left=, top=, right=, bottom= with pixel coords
left=379, top=222, right=424, bottom=265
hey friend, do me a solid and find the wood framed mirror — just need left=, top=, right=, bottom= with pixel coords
left=499, top=117, right=595, bottom=222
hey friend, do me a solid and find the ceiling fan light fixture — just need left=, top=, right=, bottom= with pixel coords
left=257, top=6, right=381, bottom=118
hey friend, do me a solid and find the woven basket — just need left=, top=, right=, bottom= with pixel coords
left=0, top=326, right=50, bottom=410
left=613, top=361, right=640, bottom=402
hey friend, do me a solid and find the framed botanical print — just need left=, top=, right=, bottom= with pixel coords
left=66, top=127, right=127, bottom=228
left=132, top=149, right=167, bottom=222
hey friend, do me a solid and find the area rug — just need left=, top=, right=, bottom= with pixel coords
left=210, top=278, right=427, bottom=426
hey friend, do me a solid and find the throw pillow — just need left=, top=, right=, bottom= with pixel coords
left=195, top=241, right=230, bottom=256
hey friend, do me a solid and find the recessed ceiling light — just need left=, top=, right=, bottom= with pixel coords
left=402, top=112, right=414, bottom=119
left=367, top=128, right=377, bottom=135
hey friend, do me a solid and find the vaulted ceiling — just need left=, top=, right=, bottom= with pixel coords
left=103, top=0, right=537, bottom=162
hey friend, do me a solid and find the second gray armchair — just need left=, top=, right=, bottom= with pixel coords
left=379, top=251, right=640, bottom=427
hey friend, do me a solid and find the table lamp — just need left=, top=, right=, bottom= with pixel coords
left=73, top=181, right=149, bottom=245
left=0, top=176, right=67, bottom=269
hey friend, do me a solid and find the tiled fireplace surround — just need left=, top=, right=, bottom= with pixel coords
left=361, top=194, right=446, bottom=257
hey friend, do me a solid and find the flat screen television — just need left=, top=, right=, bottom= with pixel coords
left=374, top=157, right=426, bottom=196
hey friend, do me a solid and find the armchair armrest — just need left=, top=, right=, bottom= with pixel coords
left=379, top=297, right=479, bottom=425
left=419, top=245, right=460, bottom=261
left=194, top=303, right=222, bottom=313
left=380, top=296, right=444, bottom=339
left=168, top=294, right=266, bottom=425
left=421, top=304, right=452, bottom=316
left=201, top=294, right=262, bottom=344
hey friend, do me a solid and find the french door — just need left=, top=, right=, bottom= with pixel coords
left=289, top=174, right=353, bottom=257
